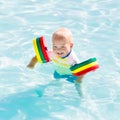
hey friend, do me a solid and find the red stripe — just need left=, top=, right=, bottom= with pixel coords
left=72, top=65, right=99, bottom=76
left=39, top=36, right=50, bottom=62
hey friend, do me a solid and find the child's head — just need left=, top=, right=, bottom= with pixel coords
left=52, top=28, right=73, bottom=58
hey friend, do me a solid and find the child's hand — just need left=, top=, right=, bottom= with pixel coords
left=27, top=63, right=34, bottom=69
left=27, top=56, right=37, bottom=69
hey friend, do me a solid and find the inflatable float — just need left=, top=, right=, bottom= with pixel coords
left=33, top=36, right=50, bottom=63
left=70, top=57, right=99, bottom=76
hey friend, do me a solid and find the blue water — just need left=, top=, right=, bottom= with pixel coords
left=0, top=0, right=120, bottom=120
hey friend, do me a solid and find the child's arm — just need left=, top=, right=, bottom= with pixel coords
left=27, top=56, right=38, bottom=69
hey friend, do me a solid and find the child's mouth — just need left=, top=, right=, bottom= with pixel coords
left=57, top=52, right=63, bottom=56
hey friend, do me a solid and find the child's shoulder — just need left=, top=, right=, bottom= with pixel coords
left=69, top=51, right=80, bottom=63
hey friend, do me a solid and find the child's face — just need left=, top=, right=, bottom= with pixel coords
left=52, top=38, right=73, bottom=58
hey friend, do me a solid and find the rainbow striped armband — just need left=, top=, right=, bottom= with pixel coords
left=33, top=36, right=50, bottom=63
left=70, top=57, right=99, bottom=76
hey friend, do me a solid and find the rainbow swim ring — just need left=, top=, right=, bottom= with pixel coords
left=33, top=36, right=50, bottom=63
left=70, top=57, right=99, bottom=76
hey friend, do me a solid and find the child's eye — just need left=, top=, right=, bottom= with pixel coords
left=61, top=46, right=65, bottom=49
left=53, top=46, right=57, bottom=49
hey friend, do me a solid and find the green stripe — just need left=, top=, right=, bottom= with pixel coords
left=36, top=38, right=46, bottom=63
left=70, top=58, right=97, bottom=71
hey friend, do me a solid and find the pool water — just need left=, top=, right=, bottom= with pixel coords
left=0, top=0, right=120, bottom=120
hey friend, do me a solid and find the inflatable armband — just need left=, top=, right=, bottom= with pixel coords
left=33, top=36, right=50, bottom=63
left=70, top=57, right=99, bottom=76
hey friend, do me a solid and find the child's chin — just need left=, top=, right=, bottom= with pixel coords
left=58, top=54, right=64, bottom=58
left=56, top=53, right=66, bottom=58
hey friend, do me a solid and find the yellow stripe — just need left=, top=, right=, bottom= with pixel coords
left=72, top=61, right=98, bottom=73
left=33, top=38, right=42, bottom=62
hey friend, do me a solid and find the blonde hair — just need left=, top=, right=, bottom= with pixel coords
left=52, top=28, right=73, bottom=43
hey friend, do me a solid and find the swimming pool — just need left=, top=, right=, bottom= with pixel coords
left=0, top=0, right=120, bottom=120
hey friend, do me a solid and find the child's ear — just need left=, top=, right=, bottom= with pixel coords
left=70, top=43, right=73, bottom=48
